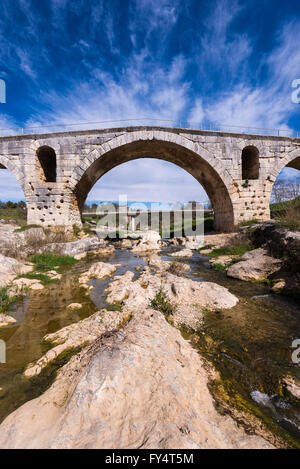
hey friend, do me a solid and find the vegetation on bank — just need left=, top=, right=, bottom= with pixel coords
left=0, top=201, right=27, bottom=226
left=19, top=272, right=57, bottom=284
left=30, top=254, right=77, bottom=272
left=209, top=242, right=253, bottom=258
left=270, top=196, right=300, bottom=231
left=151, top=288, right=175, bottom=316
left=14, top=224, right=40, bottom=233
left=0, top=287, right=23, bottom=313
left=238, top=219, right=259, bottom=227
left=211, top=263, right=229, bottom=272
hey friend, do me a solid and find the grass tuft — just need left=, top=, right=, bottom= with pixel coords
left=19, top=272, right=56, bottom=284
left=30, top=253, right=77, bottom=272
left=238, top=219, right=259, bottom=227
left=212, top=263, right=230, bottom=272
left=0, top=287, right=22, bottom=313
left=209, top=243, right=252, bottom=258
left=150, top=287, right=175, bottom=316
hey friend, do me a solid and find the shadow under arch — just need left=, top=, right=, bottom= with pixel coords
left=74, top=139, right=234, bottom=232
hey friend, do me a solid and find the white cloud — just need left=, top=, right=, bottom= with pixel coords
left=188, top=98, right=204, bottom=124
left=26, top=52, right=189, bottom=127
left=87, top=159, right=208, bottom=203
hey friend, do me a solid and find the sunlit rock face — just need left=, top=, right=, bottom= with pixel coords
left=0, top=307, right=273, bottom=449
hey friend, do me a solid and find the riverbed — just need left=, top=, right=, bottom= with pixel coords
left=0, top=246, right=299, bottom=447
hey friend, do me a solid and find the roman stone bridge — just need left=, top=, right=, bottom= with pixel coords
left=0, top=126, right=299, bottom=232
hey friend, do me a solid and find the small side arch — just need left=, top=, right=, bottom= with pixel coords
left=241, top=145, right=259, bottom=180
left=36, top=146, right=57, bottom=182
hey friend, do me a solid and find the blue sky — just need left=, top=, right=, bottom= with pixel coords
left=0, top=0, right=299, bottom=202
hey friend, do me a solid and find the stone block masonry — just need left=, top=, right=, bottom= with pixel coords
left=0, top=126, right=299, bottom=232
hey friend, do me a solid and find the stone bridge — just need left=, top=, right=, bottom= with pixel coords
left=0, top=126, right=299, bottom=232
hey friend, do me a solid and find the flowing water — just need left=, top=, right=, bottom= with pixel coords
left=0, top=246, right=299, bottom=447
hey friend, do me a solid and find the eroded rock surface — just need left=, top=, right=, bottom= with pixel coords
left=227, top=248, right=282, bottom=282
left=169, top=248, right=193, bottom=258
left=38, top=237, right=114, bottom=259
left=24, top=309, right=126, bottom=378
left=11, top=278, right=44, bottom=291
left=0, top=254, right=32, bottom=287
left=131, top=231, right=161, bottom=252
left=148, top=256, right=190, bottom=275
left=79, top=262, right=119, bottom=288
left=0, top=309, right=273, bottom=449
left=106, top=268, right=238, bottom=329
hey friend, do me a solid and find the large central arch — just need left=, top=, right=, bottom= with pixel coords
left=71, top=131, right=234, bottom=231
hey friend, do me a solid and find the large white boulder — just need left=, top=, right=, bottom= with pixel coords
left=0, top=309, right=272, bottom=449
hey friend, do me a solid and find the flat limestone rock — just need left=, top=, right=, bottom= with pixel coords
left=79, top=262, right=119, bottom=288
left=24, top=309, right=126, bottom=378
left=106, top=269, right=238, bottom=330
left=12, top=278, right=44, bottom=291
left=37, top=236, right=109, bottom=258
left=169, top=248, right=193, bottom=258
left=0, top=309, right=273, bottom=449
left=227, top=248, right=282, bottom=282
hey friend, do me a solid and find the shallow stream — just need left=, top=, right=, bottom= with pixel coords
left=0, top=246, right=299, bottom=447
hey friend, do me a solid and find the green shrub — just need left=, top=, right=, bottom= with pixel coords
left=150, top=288, right=175, bottom=316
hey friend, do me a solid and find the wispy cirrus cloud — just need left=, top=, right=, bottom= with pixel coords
left=0, top=0, right=299, bottom=202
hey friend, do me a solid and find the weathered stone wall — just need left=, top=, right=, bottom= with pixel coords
left=0, top=126, right=299, bottom=231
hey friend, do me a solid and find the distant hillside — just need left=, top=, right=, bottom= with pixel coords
left=270, top=196, right=300, bottom=216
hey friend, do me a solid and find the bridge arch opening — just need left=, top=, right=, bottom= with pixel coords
left=36, top=146, right=57, bottom=183
left=0, top=163, right=27, bottom=221
left=242, top=146, right=259, bottom=180
left=74, top=139, right=234, bottom=232
left=270, top=156, right=300, bottom=208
